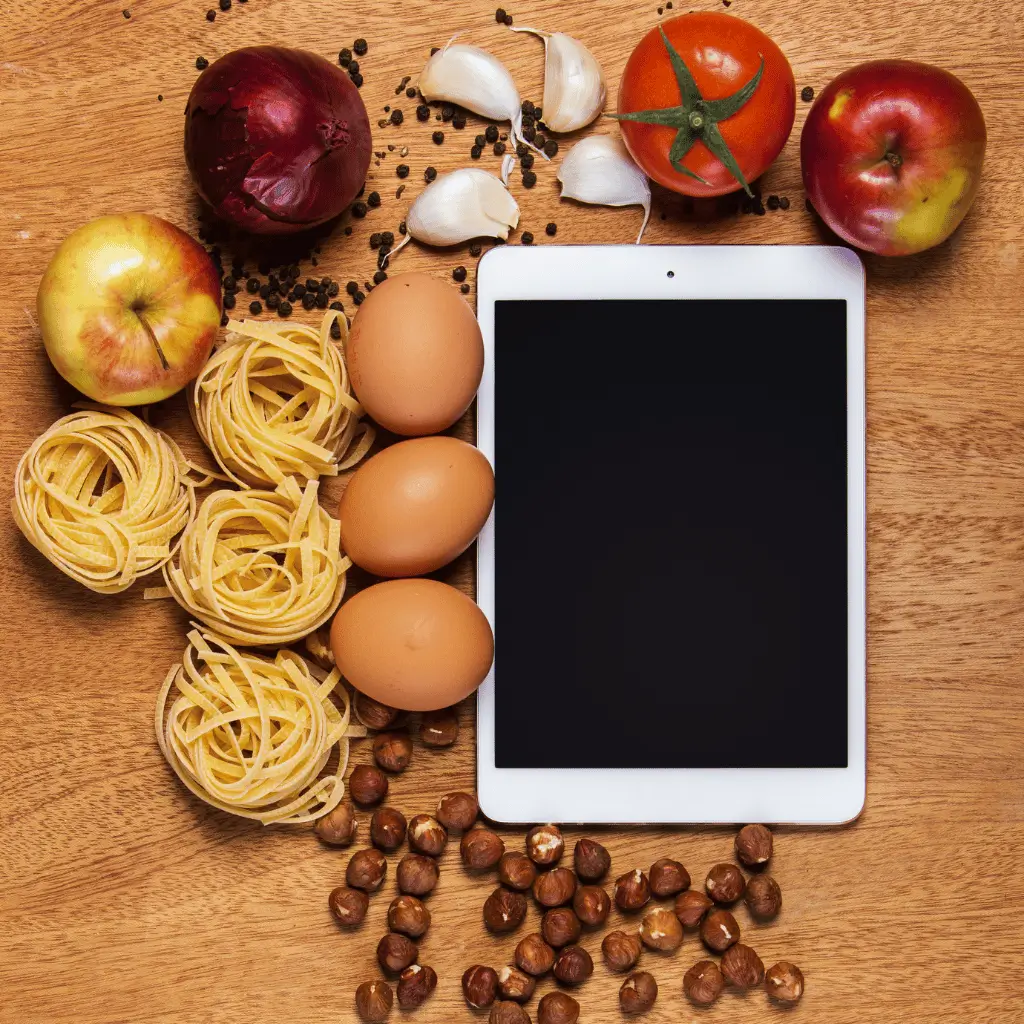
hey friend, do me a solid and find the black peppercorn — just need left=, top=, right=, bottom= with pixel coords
left=470, top=146, right=482, bottom=159
left=258, top=285, right=270, bottom=300
left=329, top=300, right=343, bottom=311
left=801, top=85, right=815, bottom=102
left=370, top=232, right=382, bottom=249
left=353, top=38, right=368, bottom=56
left=767, top=194, right=781, bottom=211
left=196, top=56, right=209, bottom=70
left=475, top=134, right=487, bottom=147
left=206, top=9, right=216, bottom=21
left=504, top=13, right=513, bottom=24
left=424, top=166, right=437, bottom=182
left=373, top=270, right=388, bottom=284
left=306, top=278, right=318, bottom=291
left=391, top=109, right=404, bottom=125
left=521, top=232, right=534, bottom=245
left=223, top=292, right=236, bottom=309
left=533, top=105, right=542, bottom=119
left=779, top=196, right=791, bottom=210
left=348, top=60, right=360, bottom=74
left=266, top=293, right=280, bottom=309
left=416, top=104, right=430, bottom=121
left=339, top=48, right=352, bottom=66
left=522, top=99, right=535, bottom=115
left=220, top=313, right=228, bottom=327
left=249, top=300, right=262, bottom=314
left=453, top=266, right=467, bottom=282
left=327, top=282, right=339, bottom=297
left=352, top=201, right=368, bottom=217
left=346, top=281, right=359, bottom=295
left=245, top=277, right=258, bottom=294
left=381, top=231, right=395, bottom=247
left=521, top=152, right=534, bottom=170
left=350, top=72, right=363, bottom=88
left=430, top=46, right=440, bottom=55
left=354, top=291, right=365, bottom=305
left=453, top=114, right=467, bottom=130
left=432, top=131, right=444, bottom=145
left=493, top=141, right=506, bottom=156
left=535, top=134, right=547, bottom=149
left=522, top=114, right=535, bottom=129
left=546, top=222, right=557, bottom=236
left=522, top=126, right=536, bottom=143
left=406, top=87, right=417, bottom=98
left=219, top=0, right=230, bottom=9
left=495, top=7, right=507, bottom=21
left=399, top=220, right=407, bottom=235
left=441, top=104, right=454, bottom=121
left=485, top=125, right=499, bottom=143
left=469, top=242, right=482, bottom=257
left=278, top=301, right=292, bottom=318
left=330, top=320, right=342, bottom=340
left=302, top=292, right=316, bottom=310
left=522, top=170, right=537, bottom=188
left=368, top=191, right=381, bottom=208
left=460, top=283, right=470, bottom=294
left=315, top=292, right=328, bottom=309
left=543, top=139, right=559, bottom=158
left=293, top=283, right=306, bottom=298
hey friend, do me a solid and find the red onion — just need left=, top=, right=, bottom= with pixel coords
left=184, top=46, right=372, bottom=235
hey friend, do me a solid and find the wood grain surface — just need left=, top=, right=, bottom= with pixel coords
left=1, top=0, right=1022, bottom=1022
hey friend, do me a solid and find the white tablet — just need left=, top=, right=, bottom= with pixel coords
left=474, top=245, right=865, bottom=825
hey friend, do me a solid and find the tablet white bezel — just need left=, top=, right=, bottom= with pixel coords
left=474, top=244, right=865, bottom=825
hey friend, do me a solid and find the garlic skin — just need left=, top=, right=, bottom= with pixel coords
left=419, top=37, right=536, bottom=151
left=557, top=135, right=651, bottom=244
left=512, top=27, right=606, bottom=132
left=394, top=169, right=519, bottom=253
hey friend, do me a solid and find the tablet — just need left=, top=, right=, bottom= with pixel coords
left=474, top=245, right=865, bottom=825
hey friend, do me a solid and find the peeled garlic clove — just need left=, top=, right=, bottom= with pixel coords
left=400, top=168, right=520, bottom=250
left=512, top=27, right=606, bottom=133
left=557, top=135, right=651, bottom=244
left=419, top=37, right=538, bottom=152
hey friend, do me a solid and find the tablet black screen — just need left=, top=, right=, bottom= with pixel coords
left=493, top=299, right=849, bottom=769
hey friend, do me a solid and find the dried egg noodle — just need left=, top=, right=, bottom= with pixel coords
left=191, top=310, right=374, bottom=487
left=11, top=406, right=204, bottom=594
left=155, top=630, right=362, bottom=824
left=151, top=477, right=348, bottom=646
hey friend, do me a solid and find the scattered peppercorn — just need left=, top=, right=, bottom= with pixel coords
left=432, top=130, right=444, bottom=145
left=369, top=233, right=382, bottom=250
left=266, top=293, right=280, bottom=309
left=521, top=152, right=534, bottom=170
left=244, top=277, right=258, bottom=294
left=546, top=222, right=557, bottom=236
left=522, top=115, right=535, bottom=129
left=352, top=201, right=368, bottom=217
left=535, top=134, right=547, bottom=149
left=328, top=282, right=339, bottom=297
left=430, top=46, right=440, bottom=55
left=206, top=9, right=216, bottom=20
left=123, top=8, right=131, bottom=18
left=522, top=100, right=535, bottom=115
left=543, top=139, right=559, bottom=158
left=349, top=60, right=360, bottom=74
left=278, top=301, right=292, bottom=317
left=219, top=0, right=230, bottom=10
left=522, top=126, right=536, bottom=143
left=453, top=266, right=467, bottom=282
left=368, top=191, right=381, bottom=208
left=249, top=300, right=262, bottom=314
left=460, top=283, right=470, bottom=294
left=424, top=166, right=437, bottom=182
left=471, top=146, right=483, bottom=159
left=353, top=38, right=368, bottom=55
left=350, top=72, right=363, bottom=87
left=302, top=292, right=316, bottom=311
left=354, top=291, right=365, bottom=305
left=339, top=48, right=352, bottom=66
left=658, top=6, right=664, bottom=14
left=779, top=196, right=791, bottom=210
left=492, top=141, right=506, bottom=157
left=767, top=195, right=781, bottom=211
left=346, top=281, right=359, bottom=295
left=373, top=270, right=388, bottom=285
left=801, top=86, right=814, bottom=102
left=469, top=242, right=482, bottom=257
left=416, top=104, right=431, bottom=121
left=329, top=300, right=343, bottom=311
left=381, top=231, right=395, bottom=247
left=344, top=226, right=353, bottom=235
left=521, top=232, right=534, bottom=245
left=196, top=56, right=209, bottom=70
left=399, top=220, right=407, bottom=235
left=220, top=313, right=228, bottom=326
left=390, top=109, right=404, bottom=126
left=522, top=170, right=537, bottom=188
left=453, top=114, right=467, bottom=130
left=495, top=7, right=507, bottom=21
left=293, top=283, right=306, bottom=299
left=504, top=13, right=513, bottom=24
left=485, top=125, right=499, bottom=143
left=223, top=292, right=236, bottom=309
left=406, top=87, right=417, bottom=98
left=330, top=320, right=342, bottom=340
left=441, top=104, right=454, bottom=121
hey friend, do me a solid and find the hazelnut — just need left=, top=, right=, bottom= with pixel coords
left=354, top=692, right=399, bottom=730
left=532, top=866, right=577, bottom=907
left=489, top=1002, right=530, bottom=1024
left=515, top=933, right=556, bottom=976
left=541, top=906, right=582, bottom=948
left=526, top=823, right=564, bottom=865
left=499, top=851, right=538, bottom=891
left=355, top=979, right=393, bottom=1022
left=497, top=965, right=536, bottom=1002
left=619, top=971, right=658, bottom=1014
left=720, top=942, right=764, bottom=989
left=373, top=731, right=413, bottom=773
left=420, top=707, right=459, bottom=747
left=396, top=853, right=439, bottom=896
left=346, top=848, right=387, bottom=892
left=436, top=791, right=479, bottom=830
left=328, top=886, right=369, bottom=927
left=314, top=802, right=356, bottom=846
left=377, top=932, right=418, bottom=975
left=349, top=764, right=389, bottom=807
left=370, top=807, right=408, bottom=851
left=765, top=961, right=805, bottom=1004
left=483, top=886, right=528, bottom=933
left=743, top=873, right=782, bottom=920
left=462, top=965, right=499, bottom=1008
left=552, top=944, right=593, bottom=985
left=387, top=894, right=430, bottom=938
left=408, top=813, right=448, bottom=856
left=537, top=991, right=580, bottom=1024
left=683, top=959, right=725, bottom=1005
left=705, top=862, right=746, bottom=904
left=700, top=908, right=740, bottom=952
left=397, top=964, right=437, bottom=1010
left=674, top=889, right=713, bottom=928
left=572, top=884, right=610, bottom=927
left=735, top=823, right=773, bottom=867
left=614, top=868, right=651, bottom=912
left=639, top=905, right=683, bottom=951
left=649, top=857, right=690, bottom=897
left=602, top=929, right=643, bottom=972
left=461, top=827, right=505, bottom=869
left=573, top=838, right=610, bottom=881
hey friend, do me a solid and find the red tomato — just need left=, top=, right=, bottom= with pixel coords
left=617, top=13, right=796, bottom=198
left=801, top=60, right=986, bottom=256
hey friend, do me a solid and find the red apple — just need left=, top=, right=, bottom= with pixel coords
left=37, top=214, right=222, bottom=405
left=801, top=60, right=986, bottom=256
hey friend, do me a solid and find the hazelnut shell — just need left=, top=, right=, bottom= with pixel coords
left=537, top=991, right=580, bottom=1024
left=533, top=866, right=577, bottom=907
left=735, top=823, right=773, bottom=866
left=573, top=884, right=611, bottom=927
left=314, top=803, right=357, bottom=846
left=601, top=929, right=642, bottom=972
left=407, top=813, right=447, bottom=856
left=552, top=944, right=593, bottom=985
left=355, top=979, right=393, bottom=1022
left=462, top=964, right=499, bottom=1009
left=397, top=963, right=437, bottom=1009
left=515, top=932, right=557, bottom=976
left=526, top=823, right=564, bottom=865
left=499, top=851, right=538, bottom=891
left=766, top=961, right=805, bottom=1003
left=619, top=970, right=658, bottom=1014
left=649, top=857, right=690, bottom=897
left=705, top=862, right=746, bottom=904
left=483, top=886, right=529, bottom=933
left=542, top=906, right=582, bottom=948
left=437, top=791, right=479, bottom=830
left=639, top=905, right=683, bottom=951
left=573, top=837, right=611, bottom=880
left=684, top=959, right=725, bottom=1005
left=744, top=872, right=782, bottom=920
left=328, top=886, right=369, bottom=927
left=720, top=942, right=765, bottom=989
left=396, top=852, right=439, bottom=895
left=349, top=764, right=389, bottom=807
left=674, top=889, right=713, bottom=928
left=700, top=908, right=740, bottom=952
left=614, top=868, right=651, bottom=912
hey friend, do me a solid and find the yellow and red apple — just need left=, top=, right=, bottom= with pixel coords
left=37, top=214, right=221, bottom=405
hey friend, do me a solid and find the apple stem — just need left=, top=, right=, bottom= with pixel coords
left=134, top=307, right=170, bottom=371
left=885, top=151, right=903, bottom=171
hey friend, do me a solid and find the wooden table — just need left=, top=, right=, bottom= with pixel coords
left=1, top=1, right=1022, bottom=1021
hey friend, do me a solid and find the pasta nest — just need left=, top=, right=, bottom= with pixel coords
left=154, top=477, right=348, bottom=647
left=155, top=630, right=363, bottom=824
left=12, top=406, right=203, bottom=594
left=191, top=310, right=374, bottom=487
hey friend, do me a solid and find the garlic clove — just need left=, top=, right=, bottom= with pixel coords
left=511, top=27, right=607, bottom=133
left=557, top=135, right=651, bottom=243
left=395, top=168, right=519, bottom=253
left=500, top=152, right=516, bottom=186
left=418, top=36, right=543, bottom=155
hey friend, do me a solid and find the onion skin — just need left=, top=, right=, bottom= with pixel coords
left=184, top=46, right=372, bottom=235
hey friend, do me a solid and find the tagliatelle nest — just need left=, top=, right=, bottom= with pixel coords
left=190, top=309, right=374, bottom=487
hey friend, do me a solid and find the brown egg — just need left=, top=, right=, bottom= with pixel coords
left=348, top=273, right=484, bottom=436
left=339, top=436, right=494, bottom=578
left=331, top=579, right=494, bottom=711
